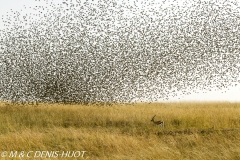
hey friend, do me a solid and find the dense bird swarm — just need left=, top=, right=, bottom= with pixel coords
left=0, top=0, right=239, bottom=104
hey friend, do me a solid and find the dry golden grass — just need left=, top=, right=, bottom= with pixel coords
left=0, top=102, right=240, bottom=159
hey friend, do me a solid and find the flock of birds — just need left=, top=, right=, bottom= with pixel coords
left=0, top=0, right=239, bottom=104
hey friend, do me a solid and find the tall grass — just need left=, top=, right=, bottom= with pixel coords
left=0, top=102, right=240, bottom=159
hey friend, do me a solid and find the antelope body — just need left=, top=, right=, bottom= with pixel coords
left=151, top=115, right=164, bottom=127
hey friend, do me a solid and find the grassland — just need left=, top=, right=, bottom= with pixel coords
left=0, top=102, right=240, bottom=160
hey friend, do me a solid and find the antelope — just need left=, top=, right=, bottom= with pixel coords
left=151, top=115, right=164, bottom=127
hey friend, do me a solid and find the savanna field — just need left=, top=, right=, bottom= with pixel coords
left=0, top=102, right=240, bottom=160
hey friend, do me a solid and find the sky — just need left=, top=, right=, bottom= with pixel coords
left=0, top=0, right=240, bottom=102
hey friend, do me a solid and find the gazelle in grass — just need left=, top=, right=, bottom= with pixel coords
left=151, top=115, right=164, bottom=127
